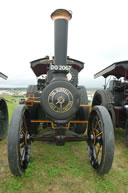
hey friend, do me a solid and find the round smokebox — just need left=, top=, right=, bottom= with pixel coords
left=41, top=80, right=80, bottom=120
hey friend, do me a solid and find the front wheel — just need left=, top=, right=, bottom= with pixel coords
left=8, top=105, right=31, bottom=176
left=88, top=105, right=114, bottom=174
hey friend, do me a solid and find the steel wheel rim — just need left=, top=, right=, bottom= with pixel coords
left=88, top=114, right=103, bottom=169
left=19, top=112, right=31, bottom=169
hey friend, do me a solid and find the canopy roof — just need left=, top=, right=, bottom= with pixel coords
left=31, top=56, right=84, bottom=77
left=0, top=72, right=8, bottom=80
left=94, top=61, right=128, bottom=79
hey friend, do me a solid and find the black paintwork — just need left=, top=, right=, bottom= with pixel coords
left=30, top=57, right=84, bottom=77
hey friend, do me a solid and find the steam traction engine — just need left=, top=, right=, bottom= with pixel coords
left=8, top=9, right=114, bottom=176
left=0, top=72, right=8, bottom=140
left=92, top=61, right=128, bottom=146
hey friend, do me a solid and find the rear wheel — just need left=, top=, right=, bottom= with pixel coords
left=28, top=105, right=40, bottom=134
left=92, top=90, right=113, bottom=107
left=0, top=98, right=8, bottom=140
left=73, top=86, right=88, bottom=134
left=107, top=105, right=116, bottom=129
left=26, top=85, right=40, bottom=134
left=88, top=105, right=114, bottom=174
left=8, top=105, right=31, bottom=176
left=92, top=90, right=116, bottom=129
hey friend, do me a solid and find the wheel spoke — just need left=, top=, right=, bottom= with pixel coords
left=96, top=132, right=103, bottom=137
left=23, top=117, right=27, bottom=131
left=25, top=131, right=28, bottom=145
left=96, top=148, right=100, bottom=160
left=95, top=144, right=102, bottom=165
left=21, top=128, right=25, bottom=135
left=92, top=131, right=96, bottom=145
left=20, top=147, right=25, bottom=161
left=20, top=114, right=29, bottom=163
left=20, top=142, right=25, bottom=147
left=93, top=115, right=99, bottom=132
left=96, top=144, right=102, bottom=154
left=21, top=117, right=28, bottom=146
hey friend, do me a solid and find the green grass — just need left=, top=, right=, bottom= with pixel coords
left=0, top=95, right=128, bottom=193
left=1, top=141, right=128, bottom=193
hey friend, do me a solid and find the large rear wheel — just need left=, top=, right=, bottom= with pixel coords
left=92, top=90, right=113, bottom=107
left=28, top=104, right=40, bottom=135
left=26, top=85, right=40, bottom=134
left=73, top=86, right=88, bottom=134
left=88, top=105, right=114, bottom=174
left=92, top=90, right=116, bottom=129
left=8, top=105, right=31, bottom=176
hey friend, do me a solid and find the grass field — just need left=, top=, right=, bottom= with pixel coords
left=0, top=95, right=128, bottom=193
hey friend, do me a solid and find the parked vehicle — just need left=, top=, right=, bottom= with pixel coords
left=8, top=9, right=114, bottom=176
left=92, top=60, right=128, bottom=146
left=0, top=72, right=8, bottom=140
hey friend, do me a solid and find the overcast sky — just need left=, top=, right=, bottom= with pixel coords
left=0, top=0, right=128, bottom=88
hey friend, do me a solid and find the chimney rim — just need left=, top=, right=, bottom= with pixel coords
left=51, top=9, right=72, bottom=21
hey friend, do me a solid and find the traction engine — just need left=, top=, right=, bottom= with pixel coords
left=8, top=9, right=114, bottom=176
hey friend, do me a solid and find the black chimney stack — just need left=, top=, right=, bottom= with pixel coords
left=51, top=9, right=72, bottom=66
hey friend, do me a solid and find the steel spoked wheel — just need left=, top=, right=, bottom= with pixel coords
left=0, top=98, right=8, bottom=140
left=88, top=106, right=114, bottom=174
left=8, top=105, right=31, bottom=176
